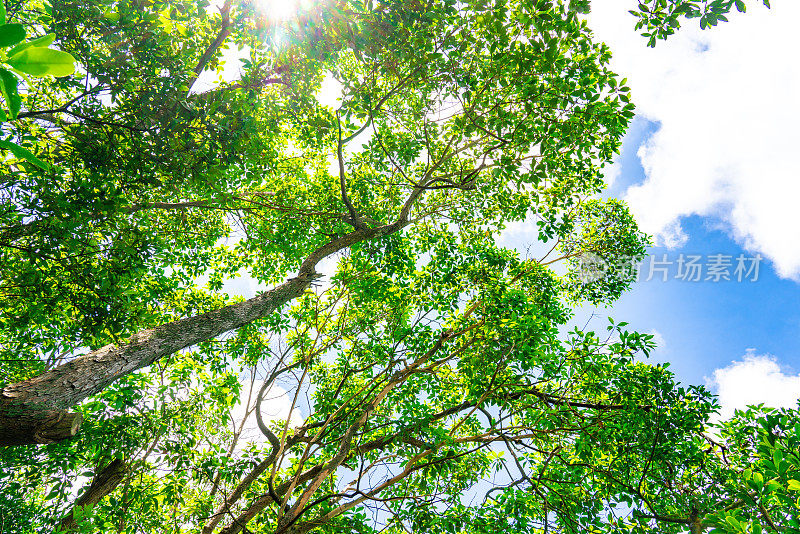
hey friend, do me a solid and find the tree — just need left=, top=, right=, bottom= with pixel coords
left=0, top=0, right=770, bottom=447
left=1, top=0, right=640, bottom=445
left=1, top=0, right=793, bottom=533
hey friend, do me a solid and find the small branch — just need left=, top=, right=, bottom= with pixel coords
left=632, top=511, right=690, bottom=526
left=757, top=500, right=781, bottom=533
left=336, top=112, right=364, bottom=230
left=202, top=366, right=301, bottom=533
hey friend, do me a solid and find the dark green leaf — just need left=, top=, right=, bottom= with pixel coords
left=0, top=23, right=25, bottom=47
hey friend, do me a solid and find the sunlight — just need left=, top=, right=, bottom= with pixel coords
left=257, top=0, right=306, bottom=22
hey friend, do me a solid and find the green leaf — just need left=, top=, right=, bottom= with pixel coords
left=7, top=47, right=75, bottom=77
left=725, top=515, right=741, bottom=530
left=788, top=479, right=800, bottom=491
left=0, top=68, right=21, bottom=119
left=0, top=23, right=26, bottom=47
left=0, top=139, right=50, bottom=169
left=103, top=9, right=120, bottom=22
left=7, top=33, right=57, bottom=57
left=0, top=3, right=5, bottom=25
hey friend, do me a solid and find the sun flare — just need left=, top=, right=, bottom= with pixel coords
left=258, top=0, right=305, bottom=22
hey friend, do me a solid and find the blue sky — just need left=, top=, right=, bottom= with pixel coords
left=588, top=117, right=800, bottom=387
left=494, top=113, right=800, bottom=418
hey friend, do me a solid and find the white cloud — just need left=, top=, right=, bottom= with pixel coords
left=602, top=153, right=623, bottom=189
left=588, top=3, right=800, bottom=278
left=707, top=350, right=800, bottom=420
left=647, top=329, right=666, bottom=353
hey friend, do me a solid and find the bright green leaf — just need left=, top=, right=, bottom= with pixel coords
left=7, top=47, right=76, bottom=77
left=0, top=139, right=50, bottom=169
left=0, top=68, right=21, bottom=118
left=7, top=33, right=56, bottom=57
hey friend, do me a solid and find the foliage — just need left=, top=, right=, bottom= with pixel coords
left=628, top=0, right=771, bottom=46
left=0, top=4, right=75, bottom=169
left=0, top=0, right=793, bottom=534
left=704, top=407, right=800, bottom=534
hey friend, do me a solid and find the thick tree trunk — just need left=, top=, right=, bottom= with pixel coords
left=0, top=274, right=314, bottom=446
left=56, top=459, right=128, bottom=532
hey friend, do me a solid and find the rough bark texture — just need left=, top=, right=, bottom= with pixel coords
left=0, top=410, right=82, bottom=446
left=56, top=459, right=128, bottom=532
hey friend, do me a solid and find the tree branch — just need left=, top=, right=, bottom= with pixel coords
left=56, top=459, right=127, bottom=532
left=187, top=0, right=235, bottom=93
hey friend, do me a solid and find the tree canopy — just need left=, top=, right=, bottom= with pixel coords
left=0, top=0, right=796, bottom=533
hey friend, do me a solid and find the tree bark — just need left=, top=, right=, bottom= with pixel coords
left=688, top=507, right=705, bottom=534
left=0, top=274, right=313, bottom=446
left=56, top=458, right=127, bottom=532
left=0, top=410, right=82, bottom=446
